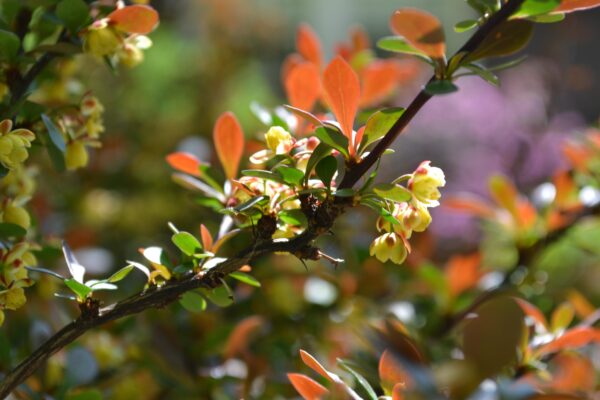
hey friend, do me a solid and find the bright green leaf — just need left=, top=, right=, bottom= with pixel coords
left=242, top=169, right=286, bottom=185
left=275, top=166, right=305, bottom=187
left=514, top=0, right=561, bottom=18
left=172, top=231, right=203, bottom=256
left=179, top=291, right=207, bottom=313
left=314, top=127, right=349, bottom=159
left=373, top=183, right=412, bottom=202
left=359, top=108, right=405, bottom=153
left=64, top=278, right=92, bottom=300
left=230, top=271, right=261, bottom=287
left=454, top=19, right=479, bottom=32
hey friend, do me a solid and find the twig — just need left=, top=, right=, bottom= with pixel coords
left=0, top=0, right=527, bottom=396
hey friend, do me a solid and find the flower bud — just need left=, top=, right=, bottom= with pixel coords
left=401, top=202, right=432, bottom=233
left=83, top=20, right=122, bottom=57
left=65, top=141, right=89, bottom=170
left=408, top=161, right=446, bottom=207
left=369, top=232, right=408, bottom=265
left=1, top=287, right=26, bottom=310
left=265, top=126, right=294, bottom=155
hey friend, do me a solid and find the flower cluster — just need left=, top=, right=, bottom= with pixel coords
left=370, top=161, right=445, bottom=265
left=0, top=120, right=35, bottom=170
left=0, top=242, right=37, bottom=325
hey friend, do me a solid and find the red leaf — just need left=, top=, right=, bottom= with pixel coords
left=297, top=24, right=322, bottom=68
left=287, top=373, right=329, bottom=400
left=285, top=62, right=321, bottom=112
left=379, top=349, right=410, bottom=394
left=555, top=0, right=600, bottom=12
left=299, top=349, right=333, bottom=382
left=390, top=8, right=446, bottom=59
left=281, top=54, right=304, bottom=87
left=323, top=57, right=360, bottom=154
left=166, top=152, right=203, bottom=177
left=223, top=316, right=264, bottom=359
left=213, top=111, right=244, bottom=180
left=515, top=298, right=548, bottom=329
left=443, top=194, right=496, bottom=218
left=360, top=60, right=418, bottom=107
left=108, top=5, right=159, bottom=34
left=537, top=327, right=600, bottom=355
left=445, top=253, right=482, bottom=297
left=200, top=224, right=213, bottom=252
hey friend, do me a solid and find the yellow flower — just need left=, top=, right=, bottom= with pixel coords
left=265, top=126, right=294, bottom=155
left=0, top=287, right=26, bottom=310
left=80, top=94, right=104, bottom=117
left=369, top=232, right=408, bottom=265
left=408, top=161, right=445, bottom=207
left=401, top=201, right=432, bottom=233
left=83, top=19, right=122, bottom=57
left=65, top=141, right=89, bottom=170
left=117, top=36, right=152, bottom=68
left=0, top=120, right=35, bottom=169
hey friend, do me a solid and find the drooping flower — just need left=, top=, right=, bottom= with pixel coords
left=265, top=126, right=294, bottom=155
left=408, top=161, right=446, bottom=207
left=65, top=141, right=89, bottom=171
left=0, top=120, right=35, bottom=169
left=369, top=232, right=408, bottom=265
left=83, top=19, right=123, bottom=57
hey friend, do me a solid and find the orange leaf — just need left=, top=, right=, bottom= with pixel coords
left=392, top=383, right=406, bottom=400
left=297, top=24, right=322, bottom=68
left=445, top=253, right=482, bottom=297
left=299, top=350, right=333, bottom=382
left=285, top=62, right=321, bottom=112
left=223, top=316, right=264, bottom=359
left=515, top=298, right=548, bottom=329
left=200, top=224, right=213, bottom=252
left=351, top=27, right=371, bottom=53
left=379, top=349, right=410, bottom=394
left=359, top=60, right=401, bottom=107
left=281, top=53, right=303, bottom=87
left=555, top=0, right=600, bottom=12
left=287, top=373, right=329, bottom=400
left=489, top=175, right=519, bottom=216
left=566, top=290, right=595, bottom=319
left=390, top=8, right=446, bottom=59
left=323, top=57, right=360, bottom=153
left=213, top=111, right=244, bottom=180
left=443, top=194, right=496, bottom=218
left=166, top=152, right=203, bottom=177
left=108, top=5, right=159, bottom=34
left=545, top=353, right=596, bottom=393
left=537, top=327, right=600, bottom=355
left=553, top=170, right=577, bottom=207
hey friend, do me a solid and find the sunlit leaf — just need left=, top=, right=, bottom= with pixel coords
left=299, top=350, right=334, bottom=381
left=285, top=62, right=321, bottom=112
left=550, top=302, right=575, bottom=333
left=322, top=57, right=360, bottom=151
left=304, top=142, right=332, bottom=185
left=172, top=231, right=203, bottom=256
left=283, top=105, right=322, bottom=127
left=108, top=5, right=159, bottom=34
left=443, top=194, right=496, bottom=218
left=288, top=373, right=329, bottom=400
left=377, top=36, right=429, bottom=58
left=62, top=241, right=85, bottom=284
left=554, top=0, right=600, bottom=12
left=64, top=278, right=92, bottom=300
left=514, top=0, right=561, bottom=17
left=213, top=111, right=244, bottom=180
left=314, top=127, right=349, bottom=159
left=359, top=107, right=405, bottom=152
left=537, top=327, right=600, bottom=355
left=296, top=24, right=322, bottom=67
left=230, top=271, right=261, bottom=287
left=379, top=349, right=409, bottom=395
left=315, top=155, right=337, bottom=188
left=166, top=152, right=203, bottom=177
left=515, top=298, right=549, bottom=329
left=373, top=183, right=412, bottom=202
left=224, top=315, right=264, bottom=359
left=337, top=359, right=378, bottom=400
left=454, top=19, right=479, bottom=32
left=359, top=60, right=414, bottom=107
left=275, top=166, right=305, bottom=187
left=390, top=8, right=446, bottom=59
left=199, top=224, right=213, bottom=252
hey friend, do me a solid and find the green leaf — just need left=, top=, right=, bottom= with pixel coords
left=465, top=20, right=534, bottom=62
left=425, top=80, right=459, bottom=95
left=337, top=359, right=378, bottom=400
left=233, top=194, right=270, bottom=213
left=179, top=291, right=207, bottom=313
left=230, top=271, right=261, bottom=287
left=88, top=281, right=117, bottom=291
left=65, top=389, right=103, bottom=400
left=241, top=169, right=286, bottom=185
left=373, top=183, right=412, bottom=202
left=275, top=166, right=305, bottom=187
left=26, top=266, right=65, bottom=280
left=359, top=108, right=405, bottom=153
left=172, top=231, right=203, bottom=256
left=107, top=265, right=134, bottom=283
left=0, top=165, right=8, bottom=179
left=514, top=0, right=561, bottom=18
left=64, top=278, right=92, bottom=300
left=0, top=29, right=19, bottom=61
left=315, top=155, right=337, bottom=188
left=463, top=63, right=499, bottom=86
left=41, top=113, right=66, bottom=171
left=202, top=285, right=234, bottom=307
left=303, top=142, right=332, bottom=185
left=0, top=223, right=27, bottom=238
left=454, top=19, right=479, bottom=32
left=314, top=127, right=349, bottom=159
left=56, top=0, right=89, bottom=33
left=278, top=209, right=307, bottom=226
left=334, top=188, right=355, bottom=197
left=528, top=12, right=565, bottom=23
left=377, top=36, right=428, bottom=57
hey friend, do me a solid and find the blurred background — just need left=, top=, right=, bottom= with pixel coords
left=8, top=0, right=600, bottom=398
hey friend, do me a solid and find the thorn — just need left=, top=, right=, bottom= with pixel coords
left=318, top=250, right=344, bottom=269
left=299, top=258, right=309, bottom=272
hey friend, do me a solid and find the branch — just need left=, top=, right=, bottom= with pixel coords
left=0, top=0, right=527, bottom=396
left=338, top=0, right=526, bottom=190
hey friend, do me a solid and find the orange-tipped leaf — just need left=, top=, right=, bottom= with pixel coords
left=213, top=112, right=244, bottom=180
left=108, top=5, right=159, bottom=34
